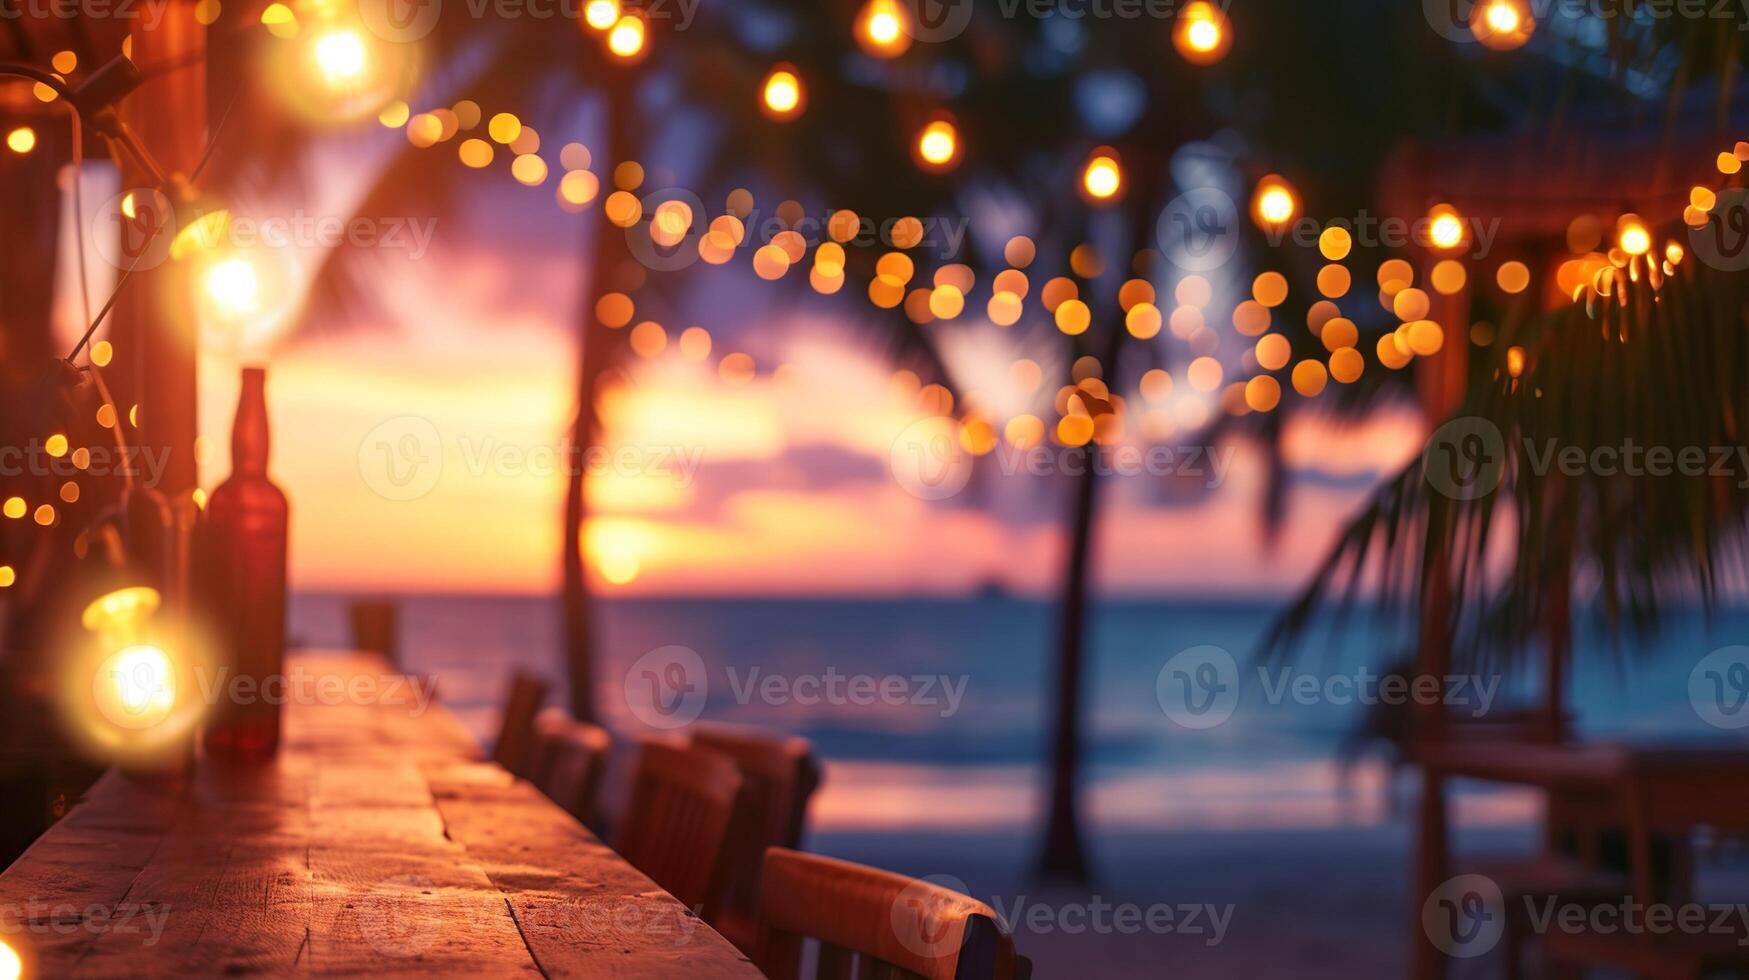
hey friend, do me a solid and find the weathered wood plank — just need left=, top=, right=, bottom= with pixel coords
left=0, top=771, right=185, bottom=975
left=0, top=651, right=763, bottom=978
left=428, top=764, right=761, bottom=978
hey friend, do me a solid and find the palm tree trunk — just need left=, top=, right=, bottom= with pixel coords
left=561, top=81, right=632, bottom=722
left=1037, top=216, right=1139, bottom=881
left=1028, top=204, right=1154, bottom=882
left=1038, top=441, right=1102, bottom=880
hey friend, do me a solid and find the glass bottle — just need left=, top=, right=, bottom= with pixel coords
left=200, top=366, right=289, bottom=760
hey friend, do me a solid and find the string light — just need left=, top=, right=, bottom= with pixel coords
left=205, top=256, right=261, bottom=318
left=1251, top=175, right=1297, bottom=230
left=1471, top=0, right=1534, bottom=50
left=312, top=29, right=368, bottom=85
left=1081, top=149, right=1123, bottom=202
left=583, top=0, right=619, bottom=29
left=1617, top=215, right=1651, bottom=257
left=5, top=127, right=35, bottom=154
left=607, top=14, right=647, bottom=60
left=915, top=118, right=961, bottom=173
left=1426, top=204, right=1466, bottom=251
left=856, top=0, right=912, bottom=57
left=761, top=66, right=804, bottom=121
left=1173, top=1, right=1231, bottom=64
left=0, top=937, right=18, bottom=980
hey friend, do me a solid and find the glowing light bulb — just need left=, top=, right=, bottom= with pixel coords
left=583, top=0, right=618, bottom=29
left=205, top=257, right=260, bottom=318
left=607, top=15, right=646, bottom=59
left=1427, top=205, right=1466, bottom=251
left=0, top=937, right=19, bottom=980
left=1174, top=1, right=1230, bottom=64
left=857, top=0, right=911, bottom=57
left=6, top=126, right=36, bottom=154
left=1471, top=0, right=1533, bottom=50
left=761, top=67, right=803, bottom=120
left=1082, top=153, right=1122, bottom=201
left=313, top=29, right=367, bottom=84
left=1619, top=218, right=1651, bottom=257
left=171, top=208, right=232, bottom=262
left=1252, top=176, right=1296, bottom=229
left=81, top=586, right=161, bottom=634
left=93, top=644, right=177, bottom=728
left=916, top=119, right=959, bottom=171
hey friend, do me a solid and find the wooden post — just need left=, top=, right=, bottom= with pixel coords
left=112, top=4, right=206, bottom=500
left=1411, top=254, right=1471, bottom=980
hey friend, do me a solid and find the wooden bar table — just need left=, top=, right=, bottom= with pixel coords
left=0, top=651, right=764, bottom=978
left=1411, top=736, right=1749, bottom=978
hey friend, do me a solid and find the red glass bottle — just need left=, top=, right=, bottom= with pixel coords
left=200, top=366, right=289, bottom=760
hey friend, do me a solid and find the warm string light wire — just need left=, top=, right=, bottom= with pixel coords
left=0, top=59, right=234, bottom=364
left=64, top=92, right=237, bottom=364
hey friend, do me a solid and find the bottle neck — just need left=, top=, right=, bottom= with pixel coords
left=231, top=367, right=270, bottom=478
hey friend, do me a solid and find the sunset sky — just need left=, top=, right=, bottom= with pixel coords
left=194, top=235, right=1426, bottom=598
left=55, top=113, right=1430, bottom=600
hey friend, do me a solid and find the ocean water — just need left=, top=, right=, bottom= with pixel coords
left=288, top=593, right=1749, bottom=836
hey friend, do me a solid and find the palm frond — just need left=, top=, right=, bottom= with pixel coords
left=1265, top=246, right=1749, bottom=671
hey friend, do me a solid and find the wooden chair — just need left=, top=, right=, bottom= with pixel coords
left=1544, top=751, right=1749, bottom=978
left=689, top=723, right=823, bottom=951
left=490, top=671, right=548, bottom=780
left=1434, top=713, right=1628, bottom=979
left=616, top=740, right=752, bottom=923
left=1467, top=785, right=1631, bottom=980
left=348, top=599, right=399, bottom=666
left=756, top=848, right=1030, bottom=980
left=527, top=708, right=570, bottom=788
left=532, top=711, right=612, bottom=823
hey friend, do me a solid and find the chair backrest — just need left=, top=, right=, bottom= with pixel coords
left=490, top=671, right=549, bottom=779
left=527, top=708, right=571, bottom=789
left=617, top=740, right=751, bottom=922
left=1620, top=752, right=1749, bottom=912
left=536, top=714, right=612, bottom=823
left=756, top=848, right=1029, bottom=980
left=689, top=723, right=823, bottom=920
left=348, top=600, right=398, bottom=666
left=1628, top=751, right=1749, bottom=834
